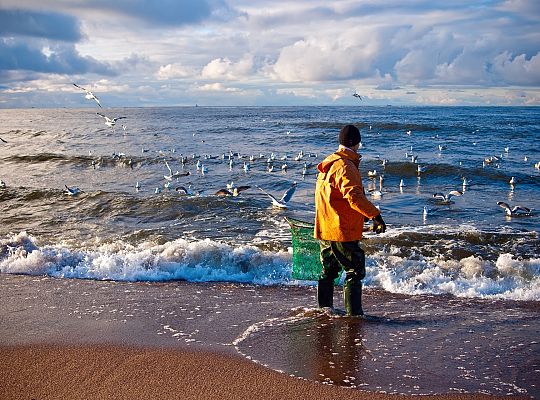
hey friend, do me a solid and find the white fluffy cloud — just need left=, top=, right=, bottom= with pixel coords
left=157, top=63, right=195, bottom=80
left=491, top=51, right=540, bottom=85
left=201, top=55, right=254, bottom=80
left=271, top=27, right=379, bottom=82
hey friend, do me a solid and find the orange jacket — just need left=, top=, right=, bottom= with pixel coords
left=314, top=147, right=380, bottom=241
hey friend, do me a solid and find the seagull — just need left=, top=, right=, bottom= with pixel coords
left=509, top=177, right=516, bottom=185
left=73, top=83, right=102, bottom=108
left=64, top=185, right=82, bottom=196
left=399, top=179, right=405, bottom=188
left=256, top=182, right=297, bottom=209
left=96, top=112, right=126, bottom=131
left=352, top=91, right=362, bottom=100
left=462, top=177, right=470, bottom=187
left=0, top=137, right=7, bottom=143
left=135, top=182, right=141, bottom=191
left=0, top=180, right=6, bottom=189
left=406, top=130, right=412, bottom=135
left=175, top=185, right=197, bottom=196
left=497, top=202, right=532, bottom=217
left=433, top=190, right=463, bottom=204
left=368, top=188, right=383, bottom=199
left=417, top=165, right=426, bottom=174
left=215, top=186, right=250, bottom=197
left=163, top=160, right=188, bottom=181
left=535, top=162, right=540, bottom=170
left=367, top=170, right=377, bottom=177
left=423, top=206, right=429, bottom=218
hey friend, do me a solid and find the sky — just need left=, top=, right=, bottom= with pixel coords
left=0, top=0, right=539, bottom=108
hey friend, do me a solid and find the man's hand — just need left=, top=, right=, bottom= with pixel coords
left=372, top=214, right=386, bottom=234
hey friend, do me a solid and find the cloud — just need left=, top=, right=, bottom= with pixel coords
left=157, top=63, right=195, bottom=80
left=195, top=82, right=240, bottom=92
left=271, top=26, right=380, bottom=82
left=0, top=39, right=116, bottom=76
left=0, top=0, right=238, bottom=28
left=0, top=9, right=82, bottom=42
left=91, top=0, right=213, bottom=27
left=201, top=55, right=253, bottom=80
left=491, top=51, right=540, bottom=85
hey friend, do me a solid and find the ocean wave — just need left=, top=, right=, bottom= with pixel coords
left=0, top=230, right=539, bottom=301
left=0, top=232, right=292, bottom=284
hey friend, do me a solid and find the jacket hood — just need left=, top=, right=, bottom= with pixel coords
left=317, top=148, right=360, bottom=173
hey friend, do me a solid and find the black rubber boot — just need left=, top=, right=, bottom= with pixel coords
left=343, top=281, right=363, bottom=316
left=317, top=279, right=334, bottom=308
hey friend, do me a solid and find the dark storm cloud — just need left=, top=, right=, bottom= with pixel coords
left=0, top=40, right=116, bottom=75
left=0, top=9, right=82, bottom=42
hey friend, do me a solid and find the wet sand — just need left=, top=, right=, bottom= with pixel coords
left=1, top=344, right=509, bottom=400
left=0, top=275, right=538, bottom=398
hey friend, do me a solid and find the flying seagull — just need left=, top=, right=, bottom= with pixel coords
left=96, top=112, right=127, bottom=131
left=164, top=160, right=189, bottom=181
left=215, top=186, right=250, bottom=197
left=433, top=190, right=463, bottom=204
left=0, top=137, right=7, bottom=143
left=73, top=83, right=102, bottom=108
left=353, top=91, right=362, bottom=100
left=497, top=202, right=532, bottom=217
left=256, top=182, right=297, bottom=209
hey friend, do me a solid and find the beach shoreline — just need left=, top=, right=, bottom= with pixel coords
left=1, top=275, right=539, bottom=398
left=0, top=344, right=518, bottom=400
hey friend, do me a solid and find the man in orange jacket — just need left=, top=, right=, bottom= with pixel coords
left=314, top=124, right=386, bottom=316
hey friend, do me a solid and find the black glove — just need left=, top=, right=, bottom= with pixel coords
left=372, top=214, right=386, bottom=234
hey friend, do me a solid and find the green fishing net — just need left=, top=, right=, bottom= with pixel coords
left=285, top=217, right=323, bottom=281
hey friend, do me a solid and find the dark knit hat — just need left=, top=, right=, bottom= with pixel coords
left=338, top=125, right=361, bottom=147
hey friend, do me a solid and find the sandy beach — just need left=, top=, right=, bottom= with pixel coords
left=1, top=274, right=538, bottom=398
left=1, top=344, right=513, bottom=400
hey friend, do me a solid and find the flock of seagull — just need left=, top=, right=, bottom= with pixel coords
left=1, top=85, right=536, bottom=219
left=67, top=83, right=302, bottom=209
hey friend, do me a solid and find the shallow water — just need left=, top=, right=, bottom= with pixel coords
left=1, top=106, right=539, bottom=300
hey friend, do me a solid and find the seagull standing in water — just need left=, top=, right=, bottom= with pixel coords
left=73, top=83, right=102, bottom=108
left=256, top=182, right=297, bottom=209
left=96, top=112, right=126, bottom=132
left=497, top=202, right=532, bottom=217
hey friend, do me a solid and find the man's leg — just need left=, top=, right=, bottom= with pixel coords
left=317, top=240, right=341, bottom=308
left=331, top=241, right=366, bottom=316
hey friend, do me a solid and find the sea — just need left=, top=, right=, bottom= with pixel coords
left=1, top=106, right=539, bottom=396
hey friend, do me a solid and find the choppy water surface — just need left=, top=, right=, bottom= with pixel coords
left=0, top=106, right=539, bottom=300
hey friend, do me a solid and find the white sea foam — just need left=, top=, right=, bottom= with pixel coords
left=1, top=230, right=539, bottom=301
left=366, top=251, right=540, bottom=301
left=0, top=232, right=292, bottom=284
